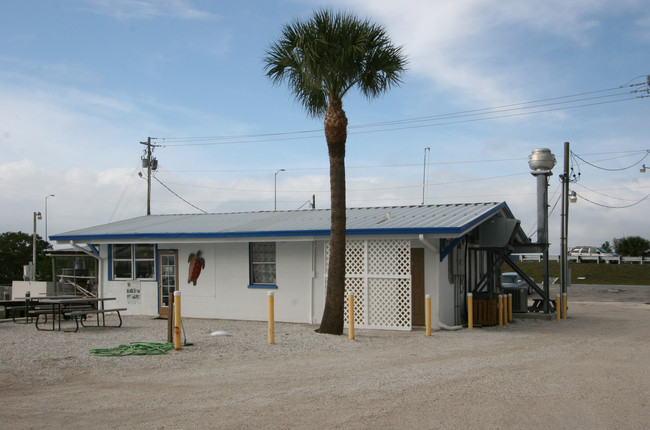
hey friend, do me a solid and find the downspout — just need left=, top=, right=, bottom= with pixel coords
left=310, top=241, right=315, bottom=323
left=70, top=241, right=103, bottom=298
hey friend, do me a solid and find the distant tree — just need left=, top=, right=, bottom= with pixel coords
left=613, top=236, right=650, bottom=257
left=0, top=232, right=52, bottom=284
left=601, top=241, right=613, bottom=253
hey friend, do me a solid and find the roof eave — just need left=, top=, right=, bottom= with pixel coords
left=53, top=226, right=478, bottom=243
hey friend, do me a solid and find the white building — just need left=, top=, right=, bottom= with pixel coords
left=51, top=203, right=529, bottom=330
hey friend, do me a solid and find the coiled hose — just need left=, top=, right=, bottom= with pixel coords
left=90, top=342, right=174, bottom=357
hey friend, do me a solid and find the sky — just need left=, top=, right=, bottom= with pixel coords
left=1, top=0, right=648, bottom=254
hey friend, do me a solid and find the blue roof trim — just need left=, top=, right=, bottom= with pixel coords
left=51, top=226, right=474, bottom=242
left=440, top=236, right=465, bottom=262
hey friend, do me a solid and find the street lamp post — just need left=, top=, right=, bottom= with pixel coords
left=422, top=147, right=430, bottom=205
left=32, top=211, right=42, bottom=281
left=45, top=194, right=54, bottom=242
left=274, top=169, right=285, bottom=211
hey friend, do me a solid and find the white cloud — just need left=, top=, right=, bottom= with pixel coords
left=335, top=0, right=639, bottom=106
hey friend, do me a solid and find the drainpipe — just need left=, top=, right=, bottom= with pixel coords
left=310, top=241, right=315, bottom=323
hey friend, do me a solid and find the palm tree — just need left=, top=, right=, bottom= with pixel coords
left=264, top=9, right=407, bottom=334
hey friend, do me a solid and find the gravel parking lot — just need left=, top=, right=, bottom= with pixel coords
left=1, top=288, right=649, bottom=429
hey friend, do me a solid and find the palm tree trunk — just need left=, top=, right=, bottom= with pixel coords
left=317, top=96, right=348, bottom=335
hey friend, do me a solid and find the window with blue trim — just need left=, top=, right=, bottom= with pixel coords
left=250, top=242, right=276, bottom=285
left=112, top=244, right=155, bottom=280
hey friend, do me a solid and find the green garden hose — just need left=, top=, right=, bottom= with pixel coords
left=90, top=342, right=174, bottom=357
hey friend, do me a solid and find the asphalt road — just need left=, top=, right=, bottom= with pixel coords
left=542, top=283, right=650, bottom=303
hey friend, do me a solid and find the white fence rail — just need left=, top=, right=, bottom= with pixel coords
left=513, top=254, right=650, bottom=264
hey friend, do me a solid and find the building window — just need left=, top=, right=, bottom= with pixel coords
left=113, top=244, right=132, bottom=279
left=135, top=244, right=155, bottom=278
left=112, top=244, right=155, bottom=280
left=250, top=242, right=276, bottom=285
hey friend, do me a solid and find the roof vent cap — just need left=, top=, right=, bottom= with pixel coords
left=529, top=148, right=556, bottom=175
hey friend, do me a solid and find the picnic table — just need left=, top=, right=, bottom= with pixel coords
left=0, top=299, right=31, bottom=322
left=528, top=297, right=557, bottom=313
left=30, top=296, right=126, bottom=332
left=0, top=296, right=77, bottom=323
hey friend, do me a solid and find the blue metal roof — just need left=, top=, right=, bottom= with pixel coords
left=51, top=202, right=518, bottom=242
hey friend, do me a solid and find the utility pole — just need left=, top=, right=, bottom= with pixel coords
left=140, top=137, right=158, bottom=216
left=146, top=137, right=152, bottom=216
left=32, top=211, right=42, bottom=281
left=560, top=142, right=570, bottom=300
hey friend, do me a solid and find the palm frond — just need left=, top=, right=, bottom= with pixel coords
left=263, top=8, right=407, bottom=118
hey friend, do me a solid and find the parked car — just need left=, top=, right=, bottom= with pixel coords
left=500, top=272, right=534, bottom=295
left=568, top=246, right=617, bottom=258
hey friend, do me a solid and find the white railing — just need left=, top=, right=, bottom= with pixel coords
left=512, top=254, right=650, bottom=264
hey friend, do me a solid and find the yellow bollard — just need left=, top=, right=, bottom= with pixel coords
left=508, top=293, right=513, bottom=322
left=173, top=291, right=182, bottom=350
left=498, top=295, right=503, bottom=326
left=268, top=291, right=275, bottom=344
left=467, top=293, right=473, bottom=330
left=348, top=293, right=355, bottom=340
left=562, top=293, right=567, bottom=319
left=556, top=294, right=561, bottom=322
left=425, top=294, right=432, bottom=336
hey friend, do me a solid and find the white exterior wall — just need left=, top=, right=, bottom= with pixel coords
left=98, top=241, right=319, bottom=324
left=437, top=252, right=456, bottom=326
left=94, top=237, right=448, bottom=328
left=311, top=240, right=327, bottom=324
left=420, top=244, right=441, bottom=327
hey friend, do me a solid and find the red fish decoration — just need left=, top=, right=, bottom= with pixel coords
left=187, top=250, right=205, bottom=285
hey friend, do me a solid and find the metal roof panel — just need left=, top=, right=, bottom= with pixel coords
left=51, top=202, right=519, bottom=242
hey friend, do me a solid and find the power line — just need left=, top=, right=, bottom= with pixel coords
left=574, top=183, right=648, bottom=202
left=157, top=172, right=529, bottom=195
left=161, top=157, right=529, bottom=174
left=526, top=183, right=562, bottom=237
left=153, top=80, right=648, bottom=147
left=152, top=175, right=207, bottom=214
left=575, top=191, right=650, bottom=209
left=156, top=96, right=641, bottom=147
left=109, top=160, right=142, bottom=222
left=571, top=150, right=649, bottom=171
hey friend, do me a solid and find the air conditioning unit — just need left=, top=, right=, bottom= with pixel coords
left=504, top=286, right=528, bottom=313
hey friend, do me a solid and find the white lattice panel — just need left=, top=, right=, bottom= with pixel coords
left=345, top=240, right=365, bottom=275
left=326, top=239, right=412, bottom=330
left=368, top=278, right=411, bottom=329
left=368, top=240, right=411, bottom=276
left=344, top=277, right=366, bottom=326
